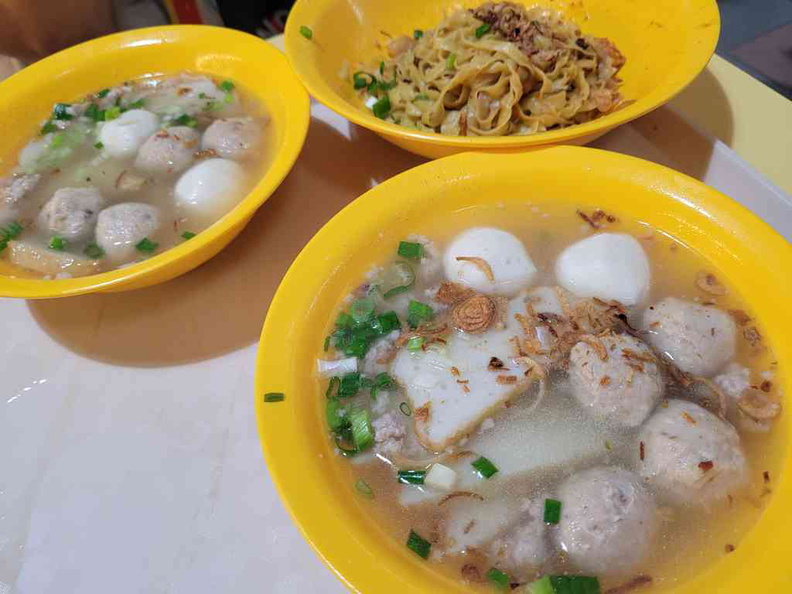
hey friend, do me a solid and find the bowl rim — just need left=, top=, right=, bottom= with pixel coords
left=0, top=25, right=310, bottom=298
left=284, top=0, right=720, bottom=149
left=256, top=146, right=792, bottom=594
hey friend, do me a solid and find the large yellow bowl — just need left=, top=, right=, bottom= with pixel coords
left=285, top=0, right=719, bottom=159
left=256, top=147, right=792, bottom=593
left=0, top=25, right=309, bottom=299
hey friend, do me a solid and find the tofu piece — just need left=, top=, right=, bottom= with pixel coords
left=443, top=495, right=522, bottom=554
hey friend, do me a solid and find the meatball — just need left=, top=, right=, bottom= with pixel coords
left=95, top=203, right=160, bottom=262
left=134, top=126, right=199, bottom=174
left=556, top=467, right=658, bottom=576
left=643, top=297, right=736, bottom=376
left=489, top=497, right=548, bottom=577
left=637, top=399, right=748, bottom=505
left=201, top=117, right=261, bottom=160
left=569, top=334, right=664, bottom=427
left=38, top=187, right=104, bottom=241
left=174, top=158, right=245, bottom=223
left=98, top=109, right=160, bottom=158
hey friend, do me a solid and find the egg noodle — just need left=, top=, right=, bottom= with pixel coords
left=351, top=2, right=625, bottom=136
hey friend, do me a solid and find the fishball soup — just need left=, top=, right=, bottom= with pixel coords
left=0, top=73, right=269, bottom=278
left=314, top=206, right=782, bottom=592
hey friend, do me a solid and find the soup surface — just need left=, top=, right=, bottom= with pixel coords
left=316, top=203, right=782, bottom=592
left=348, top=2, right=625, bottom=136
left=0, top=72, right=270, bottom=279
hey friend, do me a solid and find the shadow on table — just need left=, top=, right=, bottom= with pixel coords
left=27, top=116, right=425, bottom=368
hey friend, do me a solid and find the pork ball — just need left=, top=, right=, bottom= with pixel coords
left=556, top=467, right=658, bottom=576
left=95, top=202, right=160, bottom=262
left=98, top=109, right=160, bottom=158
left=201, top=117, right=261, bottom=160
left=38, top=187, right=104, bottom=241
left=637, top=399, right=747, bottom=505
left=643, top=297, right=736, bottom=377
left=134, top=126, right=199, bottom=174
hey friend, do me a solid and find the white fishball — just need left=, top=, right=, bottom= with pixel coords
left=555, top=233, right=650, bottom=306
left=174, top=158, right=245, bottom=223
left=98, top=110, right=161, bottom=158
left=96, top=202, right=160, bottom=263
left=443, top=227, right=537, bottom=296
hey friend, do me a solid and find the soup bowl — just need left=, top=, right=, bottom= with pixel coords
left=0, top=25, right=309, bottom=298
left=284, top=0, right=719, bottom=159
left=256, top=147, right=792, bottom=593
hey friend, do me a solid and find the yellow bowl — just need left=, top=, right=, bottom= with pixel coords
left=256, top=147, right=792, bottom=593
left=0, top=25, right=309, bottom=299
left=285, top=0, right=719, bottom=159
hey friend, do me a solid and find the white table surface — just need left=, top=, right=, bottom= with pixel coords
left=2, top=97, right=791, bottom=594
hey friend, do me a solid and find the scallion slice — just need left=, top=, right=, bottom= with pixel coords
left=543, top=498, right=562, bottom=524
left=135, top=237, right=158, bottom=253
left=127, top=98, right=145, bottom=109
left=49, top=236, right=66, bottom=251
left=380, top=261, right=415, bottom=298
left=350, top=297, right=376, bottom=324
left=2, top=221, right=24, bottom=240
left=94, top=141, right=104, bottom=150
left=52, top=103, right=73, bottom=121
left=219, top=80, right=235, bottom=93
left=379, top=61, right=385, bottom=75
left=371, top=372, right=394, bottom=398
left=299, top=25, right=313, bottom=39
left=549, top=576, right=601, bottom=594
left=172, top=114, right=198, bottom=128
left=397, top=470, right=426, bottom=485
left=353, top=71, right=374, bottom=90
left=181, top=231, right=196, bottom=240
left=40, top=121, right=58, bottom=135
left=397, top=241, right=423, bottom=260
left=486, top=567, right=511, bottom=589
left=407, top=300, right=434, bottom=328
left=325, top=398, right=346, bottom=431
left=85, top=103, right=105, bottom=122
left=472, top=456, right=498, bottom=479
left=377, top=310, right=401, bottom=333
left=323, top=335, right=331, bottom=351
left=527, top=576, right=554, bottom=594
left=97, top=88, right=111, bottom=98
left=263, top=392, right=285, bottom=402
left=325, top=376, right=341, bottom=399
left=335, top=311, right=354, bottom=329
left=399, top=401, right=412, bottom=416
left=338, top=372, right=361, bottom=398
left=406, top=530, right=431, bottom=559
left=335, top=435, right=358, bottom=457
left=104, top=106, right=122, bottom=121
left=349, top=408, right=374, bottom=451
left=475, top=22, right=492, bottom=38
left=413, top=29, right=424, bottom=39
left=372, top=95, right=391, bottom=119
left=407, top=336, right=425, bottom=352
left=83, top=242, right=105, bottom=259
left=446, top=52, right=457, bottom=70
left=355, top=478, right=374, bottom=498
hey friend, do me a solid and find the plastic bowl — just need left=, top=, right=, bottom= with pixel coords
left=285, top=0, right=719, bottom=159
left=256, top=147, right=792, bottom=593
left=0, top=25, right=309, bottom=298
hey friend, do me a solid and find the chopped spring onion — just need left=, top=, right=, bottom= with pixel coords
left=527, top=576, right=555, bottom=594
left=135, top=237, right=158, bottom=253
left=84, top=242, right=105, bottom=259
left=94, top=141, right=104, bottom=150
left=486, top=567, right=511, bottom=589
left=378, top=310, right=401, bottom=333
left=104, top=106, right=122, bottom=121
left=413, top=29, right=424, bottom=39
left=49, top=236, right=66, bottom=251
left=335, top=311, right=354, bottom=329
left=446, top=52, right=457, bottom=70
left=375, top=78, right=397, bottom=92
left=219, top=80, right=235, bottom=93
left=353, top=71, right=375, bottom=90
left=326, top=398, right=346, bottom=431
left=349, top=408, right=374, bottom=451
left=538, top=576, right=600, bottom=594
left=52, top=103, right=73, bottom=121
left=406, top=530, right=431, bottom=559
left=263, top=392, right=285, bottom=402
left=407, top=336, right=425, bottom=352
left=338, top=372, right=362, bottom=398
left=379, top=61, right=385, bottom=75
left=350, top=297, right=376, bottom=323
left=85, top=103, right=105, bottom=122
left=317, top=356, right=358, bottom=378
left=325, top=376, right=340, bottom=399
left=0, top=221, right=23, bottom=252
left=299, top=25, right=313, bottom=39
left=399, top=401, right=412, bottom=416
left=398, top=241, right=423, bottom=260
left=40, top=121, right=58, bottom=135
left=475, top=22, right=492, bottom=38
left=335, top=435, right=358, bottom=457
left=181, top=231, right=196, bottom=240
left=543, top=498, right=562, bottom=524
left=50, top=133, right=65, bottom=148
left=407, top=300, right=434, bottom=328
left=380, top=261, right=415, bottom=298
left=355, top=478, right=374, bottom=498
left=128, top=99, right=145, bottom=109
left=371, top=372, right=394, bottom=398
left=172, top=114, right=198, bottom=128
left=472, top=456, right=498, bottom=479
left=372, top=95, right=391, bottom=119
left=397, top=469, right=426, bottom=485
left=97, top=88, right=111, bottom=98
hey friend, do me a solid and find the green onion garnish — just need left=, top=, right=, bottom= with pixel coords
left=94, top=141, right=104, bottom=150
left=219, top=80, right=235, bottom=93
left=371, top=372, right=394, bottom=398
left=49, top=236, right=66, bottom=251
left=263, top=392, right=285, bottom=402
left=534, top=576, right=600, bottom=594
left=84, top=242, right=105, bottom=259
left=372, top=95, right=391, bottom=119
left=1, top=221, right=23, bottom=240
left=527, top=576, right=555, bottom=594
left=398, top=241, right=423, bottom=260
left=413, top=29, right=424, bottom=39
left=181, top=231, right=196, bottom=240
left=127, top=99, right=145, bottom=109
left=355, top=478, right=374, bottom=499
left=413, top=93, right=430, bottom=101
left=353, top=71, right=374, bottom=90
left=399, top=401, right=412, bottom=416
left=40, top=121, right=58, bottom=135
left=475, top=23, right=492, bottom=38
left=378, top=311, right=401, bottom=333
left=52, top=103, right=73, bottom=121
left=407, top=299, right=434, bottom=328
left=325, top=376, right=341, bottom=399
left=397, top=470, right=426, bottom=485
left=335, top=435, right=358, bottom=457
left=486, top=568, right=511, bottom=590
left=323, top=335, right=331, bottom=351
left=104, top=106, right=122, bottom=121
left=446, top=52, right=457, bottom=70
left=85, top=103, right=105, bottom=122
left=381, top=261, right=415, bottom=298
left=299, top=25, right=313, bottom=40
left=376, top=78, right=397, bottom=92
left=326, top=397, right=346, bottom=431
left=172, top=114, right=198, bottom=128
left=338, top=372, right=361, bottom=398
left=543, top=498, right=562, bottom=524
left=50, top=133, right=65, bottom=148
left=135, top=237, right=158, bottom=253
left=349, top=408, right=374, bottom=451
left=407, top=336, right=425, bottom=352
left=379, top=61, right=385, bottom=75
left=350, top=297, right=376, bottom=324
left=335, top=311, right=354, bottom=329
left=472, top=456, right=498, bottom=479
left=406, top=530, right=431, bottom=559
left=97, top=88, right=111, bottom=98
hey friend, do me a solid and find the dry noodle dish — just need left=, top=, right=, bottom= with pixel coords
left=0, top=73, right=269, bottom=279
left=313, top=207, right=781, bottom=593
left=348, top=2, right=625, bottom=136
